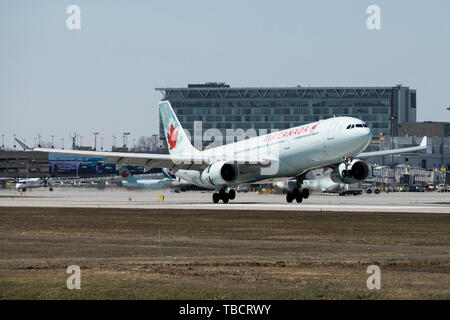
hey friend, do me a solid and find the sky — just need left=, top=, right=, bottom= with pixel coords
left=1, top=0, right=449, bottom=150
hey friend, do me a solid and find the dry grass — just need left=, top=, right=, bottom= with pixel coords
left=0, top=207, right=449, bottom=299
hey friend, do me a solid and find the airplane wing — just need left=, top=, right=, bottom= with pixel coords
left=355, top=136, right=427, bottom=159
left=15, top=139, right=275, bottom=172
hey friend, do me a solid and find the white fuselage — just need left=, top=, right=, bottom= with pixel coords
left=15, top=178, right=51, bottom=190
left=175, top=116, right=372, bottom=188
left=122, top=178, right=183, bottom=189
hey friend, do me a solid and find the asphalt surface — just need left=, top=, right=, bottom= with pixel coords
left=0, top=187, right=449, bottom=213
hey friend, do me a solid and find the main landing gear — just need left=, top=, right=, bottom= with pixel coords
left=286, top=187, right=309, bottom=203
left=286, top=173, right=310, bottom=204
left=212, top=188, right=236, bottom=204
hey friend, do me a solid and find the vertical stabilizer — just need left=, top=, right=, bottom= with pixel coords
left=159, top=101, right=200, bottom=156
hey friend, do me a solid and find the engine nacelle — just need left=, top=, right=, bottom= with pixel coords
left=200, top=161, right=239, bottom=186
left=330, top=160, right=370, bottom=184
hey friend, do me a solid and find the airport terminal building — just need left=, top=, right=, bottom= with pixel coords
left=156, top=83, right=417, bottom=141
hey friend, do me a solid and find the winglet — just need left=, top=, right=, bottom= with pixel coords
left=15, top=138, right=31, bottom=151
left=420, top=136, right=427, bottom=147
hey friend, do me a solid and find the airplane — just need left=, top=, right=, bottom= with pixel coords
left=119, top=166, right=185, bottom=189
left=15, top=101, right=428, bottom=204
left=15, top=177, right=53, bottom=192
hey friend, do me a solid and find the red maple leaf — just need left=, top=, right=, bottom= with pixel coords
left=167, top=124, right=178, bottom=150
left=310, top=124, right=318, bottom=132
left=121, top=170, right=128, bottom=178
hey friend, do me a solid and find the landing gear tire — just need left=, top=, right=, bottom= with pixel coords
left=49, top=187, right=53, bottom=191
left=228, top=189, right=236, bottom=200
left=286, top=192, right=294, bottom=203
left=295, top=193, right=303, bottom=203
left=212, top=193, right=220, bottom=203
left=221, top=193, right=229, bottom=204
left=301, top=188, right=309, bottom=199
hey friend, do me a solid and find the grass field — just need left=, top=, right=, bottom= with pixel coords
left=0, top=207, right=449, bottom=299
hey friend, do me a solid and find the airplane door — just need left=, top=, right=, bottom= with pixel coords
left=327, top=122, right=338, bottom=140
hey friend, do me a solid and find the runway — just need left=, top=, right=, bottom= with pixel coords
left=0, top=188, right=449, bottom=213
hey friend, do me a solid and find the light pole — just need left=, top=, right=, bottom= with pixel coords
left=112, top=136, right=117, bottom=149
left=72, top=133, right=78, bottom=149
left=61, top=137, right=64, bottom=149
left=1, top=134, right=4, bottom=150
left=390, top=116, right=395, bottom=166
left=93, top=132, right=100, bottom=151
left=51, top=135, right=54, bottom=148
left=13, top=134, right=16, bottom=150
left=122, top=132, right=130, bottom=148
left=37, top=134, right=41, bottom=147
left=152, top=134, right=159, bottom=151
left=100, top=137, right=104, bottom=151
left=356, top=109, right=362, bottom=120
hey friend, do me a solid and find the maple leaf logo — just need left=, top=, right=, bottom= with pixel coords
left=167, top=124, right=178, bottom=150
left=121, top=169, right=128, bottom=178
left=310, top=124, right=318, bottom=132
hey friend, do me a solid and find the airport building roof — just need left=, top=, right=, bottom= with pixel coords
left=156, top=83, right=407, bottom=100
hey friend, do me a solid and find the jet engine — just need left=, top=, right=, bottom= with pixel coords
left=200, top=161, right=239, bottom=186
left=330, top=160, right=370, bottom=184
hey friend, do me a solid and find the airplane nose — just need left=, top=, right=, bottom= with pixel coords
left=361, top=128, right=372, bottom=146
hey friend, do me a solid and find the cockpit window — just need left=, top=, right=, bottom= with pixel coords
left=347, top=123, right=368, bottom=129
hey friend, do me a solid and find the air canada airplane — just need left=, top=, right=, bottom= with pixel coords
left=119, top=166, right=185, bottom=189
left=16, top=101, right=427, bottom=204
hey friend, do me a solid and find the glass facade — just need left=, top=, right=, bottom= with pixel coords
left=156, top=84, right=417, bottom=145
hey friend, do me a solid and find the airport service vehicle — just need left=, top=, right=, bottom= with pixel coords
left=119, top=166, right=185, bottom=190
left=16, top=101, right=427, bottom=204
left=0, top=178, right=16, bottom=188
left=338, top=183, right=363, bottom=196
left=438, top=184, right=449, bottom=192
left=15, top=177, right=53, bottom=192
left=364, top=183, right=381, bottom=194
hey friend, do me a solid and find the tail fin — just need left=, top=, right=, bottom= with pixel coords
left=161, top=168, right=174, bottom=180
left=118, top=167, right=136, bottom=182
left=15, top=138, right=31, bottom=151
left=159, top=101, right=199, bottom=156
